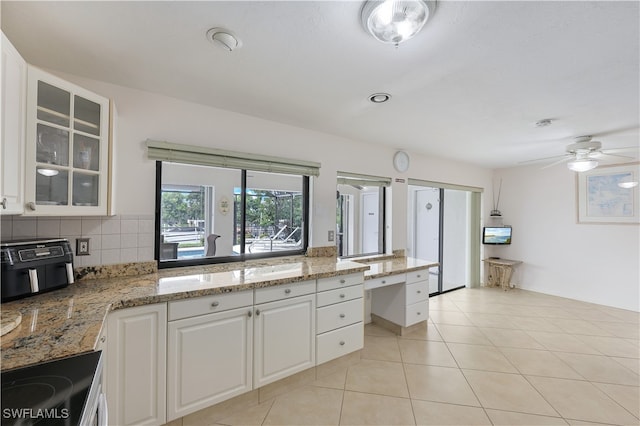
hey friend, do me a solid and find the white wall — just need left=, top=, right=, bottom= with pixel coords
left=53, top=71, right=493, bottom=254
left=491, top=164, right=640, bottom=311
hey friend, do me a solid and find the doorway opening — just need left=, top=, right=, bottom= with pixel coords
left=408, top=183, right=481, bottom=296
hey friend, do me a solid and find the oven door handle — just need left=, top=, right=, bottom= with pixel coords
left=98, top=393, right=108, bottom=426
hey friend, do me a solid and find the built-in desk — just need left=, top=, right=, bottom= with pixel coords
left=483, top=258, right=522, bottom=290
left=361, top=257, right=438, bottom=336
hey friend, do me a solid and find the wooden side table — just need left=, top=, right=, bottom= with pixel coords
left=483, top=258, right=522, bottom=290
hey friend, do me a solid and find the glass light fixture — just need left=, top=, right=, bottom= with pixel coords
left=567, top=159, right=598, bottom=172
left=361, top=0, right=436, bottom=45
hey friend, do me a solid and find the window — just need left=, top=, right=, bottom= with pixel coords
left=336, top=172, right=389, bottom=258
left=149, top=141, right=318, bottom=268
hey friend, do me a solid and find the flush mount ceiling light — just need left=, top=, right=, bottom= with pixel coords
left=361, top=0, right=436, bottom=46
left=567, top=158, right=598, bottom=172
left=206, top=28, right=241, bottom=52
left=369, top=93, right=391, bottom=103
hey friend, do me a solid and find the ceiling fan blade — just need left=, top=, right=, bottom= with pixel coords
left=518, top=154, right=569, bottom=165
left=601, top=146, right=639, bottom=154
left=540, top=156, right=573, bottom=169
left=591, top=125, right=640, bottom=139
left=596, top=152, right=637, bottom=160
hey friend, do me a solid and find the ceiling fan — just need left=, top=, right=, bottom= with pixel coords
left=520, top=135, right=638, bottom=172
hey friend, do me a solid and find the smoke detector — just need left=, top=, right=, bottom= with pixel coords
left=535, top=119, right=553, bottom=128
left=206, top=28, right=242, bottom=52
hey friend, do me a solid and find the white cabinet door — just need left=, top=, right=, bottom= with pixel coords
left=167, top=306, right=253, bottom=421
left=23, top=65, right=110, bottom=215
left=254, top=294, right=315, bottom=388
left=1, top=32, right=26, bottom=215
left=371, top=269, right=430, bottom=328
left=106, top=304, right=167, bottom=426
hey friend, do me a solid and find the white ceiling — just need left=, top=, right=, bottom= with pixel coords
left=2, top=1, right=639, bottom=169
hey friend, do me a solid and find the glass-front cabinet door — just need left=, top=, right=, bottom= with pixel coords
left=24, top=66, right=110, bottom=215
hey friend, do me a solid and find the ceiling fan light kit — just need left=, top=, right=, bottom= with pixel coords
left=567, top=159, right=598, bottom=172
left=521, top=133, right=638, bottom=172
left=361, top=0, right=436, bottom=45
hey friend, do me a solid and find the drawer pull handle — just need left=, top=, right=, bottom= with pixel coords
left=339, top=313, right=346, bottom=318
left=284, top=289, right=291, bottom=294
left=248, top=310, right=252, bottom=318
left=100, top=336, right=106, bottom=343
left=417, top=312, right=421, bottom=315
left=417, top=290, right=421, bottom=294
left=255, top=309, right=261, bottom=316
left=382, top=280, right=386, bottom=284
left=340, top=279, right=346, bottom=284
left=339, top=341, right=345, bottom=346
left=417, top=274, right=422, bottom=278
left=211, top=301, right=220, bottom=308
left=339, top=293, right=346, bottom=298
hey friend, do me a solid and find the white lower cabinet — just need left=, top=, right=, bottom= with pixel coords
left=371, top=268, right=430, bottom=328
left=104, top=276, right=367, bottom=424
left=316, top=273, right=364, bottom=365
left=253, top=293, right=316, bottom=388
left=106, top=303, right=167, bottom=426
left=167, top=305, right=253, bottom=421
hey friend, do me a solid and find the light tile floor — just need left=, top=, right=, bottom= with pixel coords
left=210, top=287, right=640, bottom=425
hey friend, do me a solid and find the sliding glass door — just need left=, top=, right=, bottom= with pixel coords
left=409, top=182, right=480, bottom=295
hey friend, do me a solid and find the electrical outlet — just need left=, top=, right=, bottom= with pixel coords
left=76, top=238, right=90, bottom=256
left=328, top=230, right=334, bottom=242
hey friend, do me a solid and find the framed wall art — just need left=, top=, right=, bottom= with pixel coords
left=577, top=162, right=640, bottom=224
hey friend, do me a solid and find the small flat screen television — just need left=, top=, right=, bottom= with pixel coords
left=482, top=226, right=512, bottom=245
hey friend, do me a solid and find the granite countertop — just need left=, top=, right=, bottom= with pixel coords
left=358, top=256, right=438, bottom=279
left=0, top=255, right=437, bottom=371
left=0, top=256, right=368, bottom=371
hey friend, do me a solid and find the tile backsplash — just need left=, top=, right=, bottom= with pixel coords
left=0, top=215, right=155, bottom=267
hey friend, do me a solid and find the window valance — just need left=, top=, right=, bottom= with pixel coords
left=146, top=139, right=321, bottom=177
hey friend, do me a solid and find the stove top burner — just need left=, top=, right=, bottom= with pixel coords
left=2, top=376, right=73, bottom=418
left=1, top=351, right=101, bottom=426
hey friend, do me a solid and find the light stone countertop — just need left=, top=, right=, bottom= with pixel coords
left=358, top=256, right=438, bottom=279
left=0, top=255, right=437, bottom=371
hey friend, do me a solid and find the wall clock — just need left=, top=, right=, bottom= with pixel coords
left=393, top=151, right=410, bottom=173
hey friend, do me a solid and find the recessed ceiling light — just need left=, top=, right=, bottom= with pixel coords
left=206, top=28, right=242, bottom=52
left=369, top=93, right=391, bottom=103
left=535, top=119, right=553, bottom=128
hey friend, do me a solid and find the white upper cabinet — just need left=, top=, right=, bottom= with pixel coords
left=1, top=32, right=27, bottom=215
left=23, top=66, right=110, bottom=215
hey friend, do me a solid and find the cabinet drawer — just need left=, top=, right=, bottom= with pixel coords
left=316, top=298, right=363, bottom=334
left=406, top=269, right=430, bottom=284
left=316, top=322, right=363, bottom=365
left=364, top=273, right=405, bottom=290
left=405, top=301, right=429, bottom=326
left=254, top=279, right=316, bottom=304
left=406, top=281, right=429, bottom=305
left=317, top=273, right=364, bottom=292
left=317, top=284, right=363, bottom=307
left=168, top=291, right=253, bottom=321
